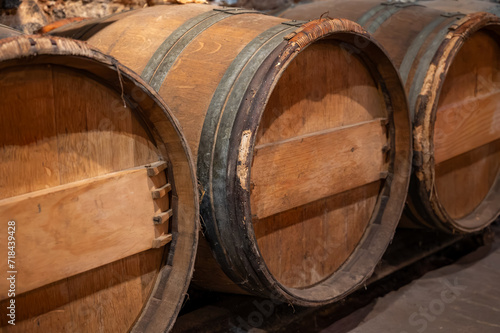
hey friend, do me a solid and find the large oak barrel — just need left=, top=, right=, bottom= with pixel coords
left=0, top=31, right=199, bottom=332
left=49, top=4, right=412, bottom=305
left=280, top=1, right=500, bottom=234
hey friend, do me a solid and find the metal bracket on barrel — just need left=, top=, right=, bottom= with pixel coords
left=441, top=12, right=465, bottom=18
left=441, top=12, right=466, bottom=31
left=281, top=20, right=309, bottom=41
left=281, top=20, right=309, bottom=27
left=213, top=8, right=261, bottom=15
left=381, top=1, right=424, bottom=8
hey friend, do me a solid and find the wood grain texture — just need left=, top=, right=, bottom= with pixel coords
left=280, top=0, right=500, bottom=231
left=66, top=6, right=282, bottom=159
left=0, top=65, right=159, bottom=199
left=0, top=166, right=162, bottom=298
left=159, top=12, right=282, bottom=158
left=435, top=30, right=500, bottom=219
left=255, top=41, right=387, bottom=145
left=0, top=66, right=60, bottom=199
left=251, top=119, right=387, bottom=219
left=251, top=39, right=388, bottom=287
left=0, top=62, right=174, bottom=331
left=254, top=181, right=381, bottom=288
left=434, top=90, right=500, bottom=163
left=0, top=249, right=163, bottom=332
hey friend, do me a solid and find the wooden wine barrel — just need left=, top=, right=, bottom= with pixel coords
left=49, top=4, right=412, bottom=305
left=280, top=0, right=500, bottom=234
left=0, top=32, right=199, bottom=332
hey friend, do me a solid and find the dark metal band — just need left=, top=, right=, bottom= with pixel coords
left=142, top=8, right=262, bottom=91
left=357, top=3, right=387, bottom=27
left=365, top=3, right=421, bottom=33
left=399, top=15, right=448, bottom=85
left=141, top=10, right=220, bottom=84
left=357, top=2, right=424, bottom=34
left=197, top=23, right=298, bottom=284
left=407, top=15, right=465, bottom=118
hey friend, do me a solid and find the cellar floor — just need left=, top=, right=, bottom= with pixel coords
left=323, top=222, right=500, bottom=333
left=173, top=222, right=499, bottom=332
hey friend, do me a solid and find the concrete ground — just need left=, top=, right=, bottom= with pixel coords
left=322, top=226, right=500, bottom=333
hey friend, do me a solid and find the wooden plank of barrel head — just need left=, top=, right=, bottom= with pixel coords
left=0, top=33, right=199, bottom=332
left=280, top=0, right=500, bottom=233
left=49, top=4, right=411, bottom=305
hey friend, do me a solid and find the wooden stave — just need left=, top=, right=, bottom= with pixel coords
left=0, top=33, right=199, bottom=332
left=48, top=5, right=412, bottom=305
left=280, top=0, right=500, bottom=234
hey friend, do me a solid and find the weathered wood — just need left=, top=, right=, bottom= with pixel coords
left=280, top=0, right=500, bottom=233
left=0, top=35, right=198, bottom=332
left=49, top=5, right=411, bottom=305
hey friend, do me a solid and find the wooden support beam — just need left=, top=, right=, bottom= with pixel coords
left=153, top=209, right=173, bottom=225
left=152, top=183, right=172, bottom=199
left=147, top=161, right=168, bottom=177
left=152, top=234, right=173, bottom=248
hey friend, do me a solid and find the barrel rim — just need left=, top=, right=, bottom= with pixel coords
left=412, top=12, right=500, bottom=233
left=206, top=19, right=412, bottom=305
left=0, top=35, right=199, bottom=332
